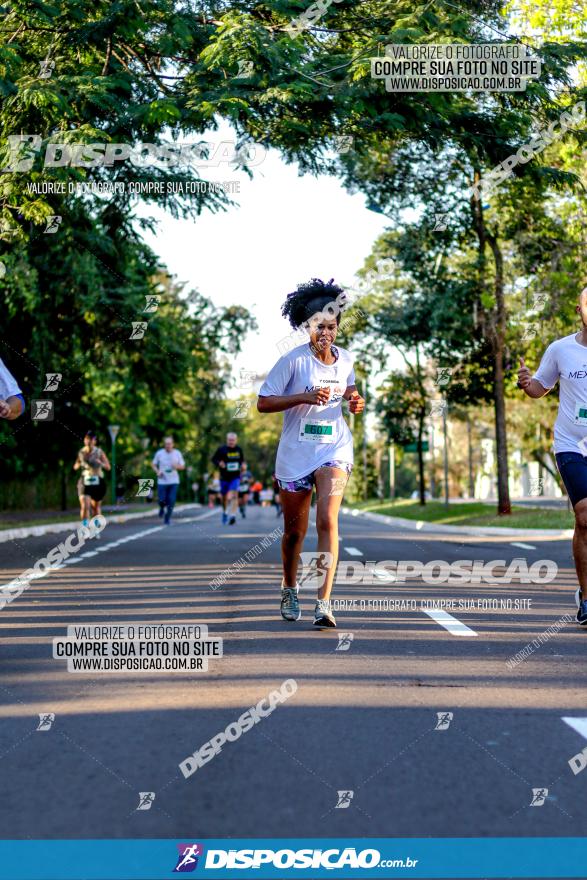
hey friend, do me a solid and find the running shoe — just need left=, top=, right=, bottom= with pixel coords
left=280, top=586, right=301, bottom=622
left=82, top=518, right=89, bottom=527
left=228, top=516, right=236, bottom=525
left=240, top=506, right=246, bottom=518
left=222, top=512, right=228, bottom=525
left=313, top=599, right=336, bottom=628
left=577, top=596, right=587, bottom=626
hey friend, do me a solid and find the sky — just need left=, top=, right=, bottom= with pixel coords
left=136, top=120, right=391, bottom=397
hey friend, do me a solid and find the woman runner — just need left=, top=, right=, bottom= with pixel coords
left=257, top=279, right=364, bottom=627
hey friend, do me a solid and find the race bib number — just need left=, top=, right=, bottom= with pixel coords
left=299, top=418, right=335, bottom=443
left=226, top=461, right=240, bottom=472
left=83, top=474, right=99, bottom=486
left=574, top=402, right=587, bottom=426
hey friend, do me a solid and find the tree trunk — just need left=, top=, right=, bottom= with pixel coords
left=417, top=409, right=426, bottom=505
left=470, top=176, right=511, bottom=515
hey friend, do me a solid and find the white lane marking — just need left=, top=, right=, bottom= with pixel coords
left=0, top=508, right=224, bottom=593
left=345, top=547, right=363, bottom=556
left=423, top=608, right=478, bottom=637
left=511, top=542, right=536, bottom=550
left=562, top=718, right=587, bottom=740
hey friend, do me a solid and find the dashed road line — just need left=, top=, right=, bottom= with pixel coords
left=422, top=608, right=478, bottom=637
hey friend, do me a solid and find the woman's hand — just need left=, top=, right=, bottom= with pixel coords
left=348, top=391, right=365, bottom=414
left=304, top=387, right=331, bottom=406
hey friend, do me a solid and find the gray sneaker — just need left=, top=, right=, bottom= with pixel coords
left=313, top=599, right=336, bottom=628
left=281, top=586, right=301, bottom=622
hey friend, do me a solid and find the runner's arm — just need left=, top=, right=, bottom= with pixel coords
left=518, top=357, right=550, bottom=398
left=257, top=390, right=328, bottom=412
left=520, top=379, right=550, bottom=399
left=100, top=451, right=111, bottom=471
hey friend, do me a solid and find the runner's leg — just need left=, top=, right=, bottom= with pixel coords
left=572, top=498, right=587, bottom=597
left=280, top=488, right=312, bottom=587
left=165, top=484, right=178, bottom=524
left=313, top=466, right=349, bottom=601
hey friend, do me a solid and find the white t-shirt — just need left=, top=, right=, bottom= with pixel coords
left=533, top=333, right=587, bottom=453
left=259, top=343, right=356, bottom=481
left=152, top=448, right=185, bottom=485
left=0, top=358, right=22, bottom=401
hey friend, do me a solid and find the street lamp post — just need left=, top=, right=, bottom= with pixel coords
left=107, top=425, right=120, bottom=505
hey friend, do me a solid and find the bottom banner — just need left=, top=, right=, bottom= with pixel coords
left=0, top=838, right=584, bottom=879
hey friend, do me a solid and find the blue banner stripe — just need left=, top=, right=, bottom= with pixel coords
left=0, top=838, right=585, bottom=879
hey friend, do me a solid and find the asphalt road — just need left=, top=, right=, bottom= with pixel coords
left=0, top=504, right=586, bottom=842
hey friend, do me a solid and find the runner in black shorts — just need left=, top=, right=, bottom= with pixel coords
left=73, top=431, right=111, bottom=533
left=518, top=286, right=587, bottom=625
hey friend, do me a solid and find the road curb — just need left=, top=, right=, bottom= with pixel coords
left=0, top=503, right=203, bottom=544
left=342, top=506, right=574, bottom=539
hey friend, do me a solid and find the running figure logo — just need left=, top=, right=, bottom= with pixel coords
left=530, top=788, right=548, bottom=806
left=31, top=400, right=54, bottom=421
left=173, top=843, right=204, bottom=872
left=43, top=373, right=62, bottom=391
left=429, top=400, right=447, bottom=418
left=136, top=478, right=154, bottom=497
left=233, top=400, right=251, bottom=419
left=336, top=633, right=354, bottom=652
left=433, top=213, right=449, bottom=231
left=129, top=322, right=148, bottom=340
left=143, top=295, right=161, bottom=313
left=44, top=215, right=62, bottom=234
left=335, top=790, right=354, bottom=809
left=38, top=59, right=55, bottom=78
left=329, top=476, right=348, bottom=497
left=435, top=712, right=453, bottom=731
left=36, top=713, right=55, bottom=731
left=136, top=792, right=155, bottom=811
left=435, top=367, right=452, bottom=386
left=298, top=552, right=333, bottom=589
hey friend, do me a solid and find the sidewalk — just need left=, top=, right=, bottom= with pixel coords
left=343, top=506, right=574, bottom=540
left=0, top=504, right=203, bottom=544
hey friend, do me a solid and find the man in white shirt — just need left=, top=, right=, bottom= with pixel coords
left=0, top=357, right=25, bottom=420
left=151, top=435, right=186, bottom=525
left=518, top=286, right=587, bottom=625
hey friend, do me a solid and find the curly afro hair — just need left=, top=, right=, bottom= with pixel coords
left=281, top=278, right=347, bottom=329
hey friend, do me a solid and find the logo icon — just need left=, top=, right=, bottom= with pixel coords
left=336, top=633, right=354, bottom=652
left=129, top=322, right=148, bottom=340
left=433, top=212, right=449, bottom=232
left=39, top=59, right=55, bottom=79
left=334, top=135, right=353, bottom=154
left=173, top=843, right=204, bottom=872
left=44, top=215, right=62, bottom=234
left=233, top=400, right=251, bottom=419
left=136, top=478, right=154, bottom=497
left=144, top=295, right=161, bottom=313
left=435, top=711, right=453, bottom=731
left=136, top=792, right=155, bottom=810
left=528, top=477, right=543, bottom=495
left=236, top=60, right=254, bottom=79
left=329, top=475, right=348, bottom=497
left=335, top=790, right=354, bottom=808
left=530, top=787, right=548, bottom=806
left=435, top=367, right=452, bottom=386
left=298, top=551, right=333, bottom=590
left=238, top=369, right=257, bottom=390
left=429, top=400, right=447, bottom=418
left=36, top=713, right=55, bottom=731
left=43, top=372, right=62, bottom=391
left=31, top=399, right=54, bottom=421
